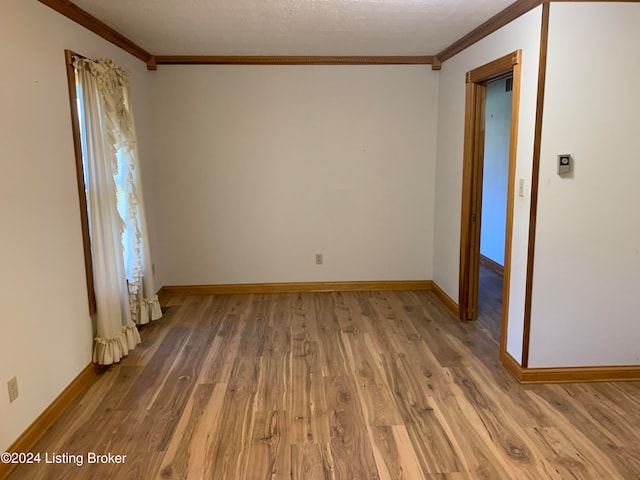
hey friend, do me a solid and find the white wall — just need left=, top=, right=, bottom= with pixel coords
left=5, top=2, right=634, bottom=455
left=528, top=3, right=640, bottom=367
left=150, top=66, right=439, bottom=287
left=0, top=0, right=153, bottom=451
left=433, top=7, right=541, bottom=363
left=480, top=78, right=512, bottom=266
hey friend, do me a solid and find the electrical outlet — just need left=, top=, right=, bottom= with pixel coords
left=315, top=254, right=323, bottom=265
left=7, top=377, right=18, bottom=403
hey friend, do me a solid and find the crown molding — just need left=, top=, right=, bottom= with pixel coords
left=437, top=0, right=544, bottom=63
left=39, top=0, right=640, bottom=70
left=154, top=55, right=439, bottom=68
left=38, top=0, right=153, bottom=63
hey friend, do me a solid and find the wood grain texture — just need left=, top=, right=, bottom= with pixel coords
left=154, top=55, right=435, bottom=65
left=500, top=56, right=523, bottom=366
left=503, top=351, right=525, bottom=381
left=479, top=254, right=504, bottom=276
left=146, top=56, right=157, bottom=71
left=521, top=365, right=640, bottom=383
left=551, top=0, right=640, bottom=2
left=64, top=49, right=96, bottom=316
left=0, top=363, right=101, bottom=480
left=477, top=264, right=504, bottom=346
left=522, top=1, right=550, bottom=368
left=38, top=0, right=152, bottom=62
left=459, top=50, right=522, bottom=372
left=6, top=290, right=640, bottom=480
left=430, top=282, right=459, bottom=317
left=458, top=79, right=476, bottom=321
left=158, top=280, right=432, bottom=297
left=467, top=51, right=521, bottom=84
left=437, top=0, right=542, bottom=62
left=468, top=82, right=488, bottom=321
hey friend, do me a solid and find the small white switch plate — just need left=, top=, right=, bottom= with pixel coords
left=315, top=254, right=323, bottom=265
left=7, top=377, right=18, bottom=403
left=518, top=178, right=525, bottom=197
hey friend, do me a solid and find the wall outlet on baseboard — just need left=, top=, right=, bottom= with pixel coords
left=7, top=376, right=18, bottom=403
left=315, top=254, right=323, bottom=265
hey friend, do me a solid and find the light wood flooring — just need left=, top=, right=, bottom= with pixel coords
left=8, top=289, right=640, bottom=479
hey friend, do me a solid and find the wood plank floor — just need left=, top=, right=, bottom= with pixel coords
left=8, top=290, right=640, bottom=479
left=477, top=263, right=503, bottom=345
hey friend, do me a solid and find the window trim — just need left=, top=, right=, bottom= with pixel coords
left=65, top=49, right=97, bottom=315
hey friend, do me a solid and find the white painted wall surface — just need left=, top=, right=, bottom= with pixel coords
left=150, top=66, right=439, bottom=287
left=0, top=1, right=153, bottom=451
left=480, top=78, right=512, bottom=266
left=528, top=3, right=640, bottom=367
left=433, top=7, right=541, bottom=363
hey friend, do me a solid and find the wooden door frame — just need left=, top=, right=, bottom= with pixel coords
left=459, top=50, right=522, bottom=363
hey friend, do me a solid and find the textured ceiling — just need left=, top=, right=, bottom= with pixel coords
left=70, top=0, right=516, bottom=56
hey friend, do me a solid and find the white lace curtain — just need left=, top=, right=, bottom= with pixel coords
left=74, top=57, right=162, bottom=365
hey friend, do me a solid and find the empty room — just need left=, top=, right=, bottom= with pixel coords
left=1, top=0, right=639, bottom=479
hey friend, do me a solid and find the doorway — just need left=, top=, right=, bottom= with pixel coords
left=478, top=76, right=512, bottom=343
left=458, top=51, right=522, bottom=362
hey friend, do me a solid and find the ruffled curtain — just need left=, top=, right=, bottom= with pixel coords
left=74, top=57, right=161, bottom=365
left=109, top=64, right=162, bottom=326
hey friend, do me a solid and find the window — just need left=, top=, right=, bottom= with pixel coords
left=64, top=50, right=161, bottom=364
left=65, top=50, right=96, bottom=315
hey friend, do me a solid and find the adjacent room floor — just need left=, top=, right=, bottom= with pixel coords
left=8, top=289, right=640, bottom=479
left=477, top=263, right=504, bottom=345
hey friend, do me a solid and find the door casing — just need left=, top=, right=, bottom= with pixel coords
left=458, top=50, right=522, bottom=364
